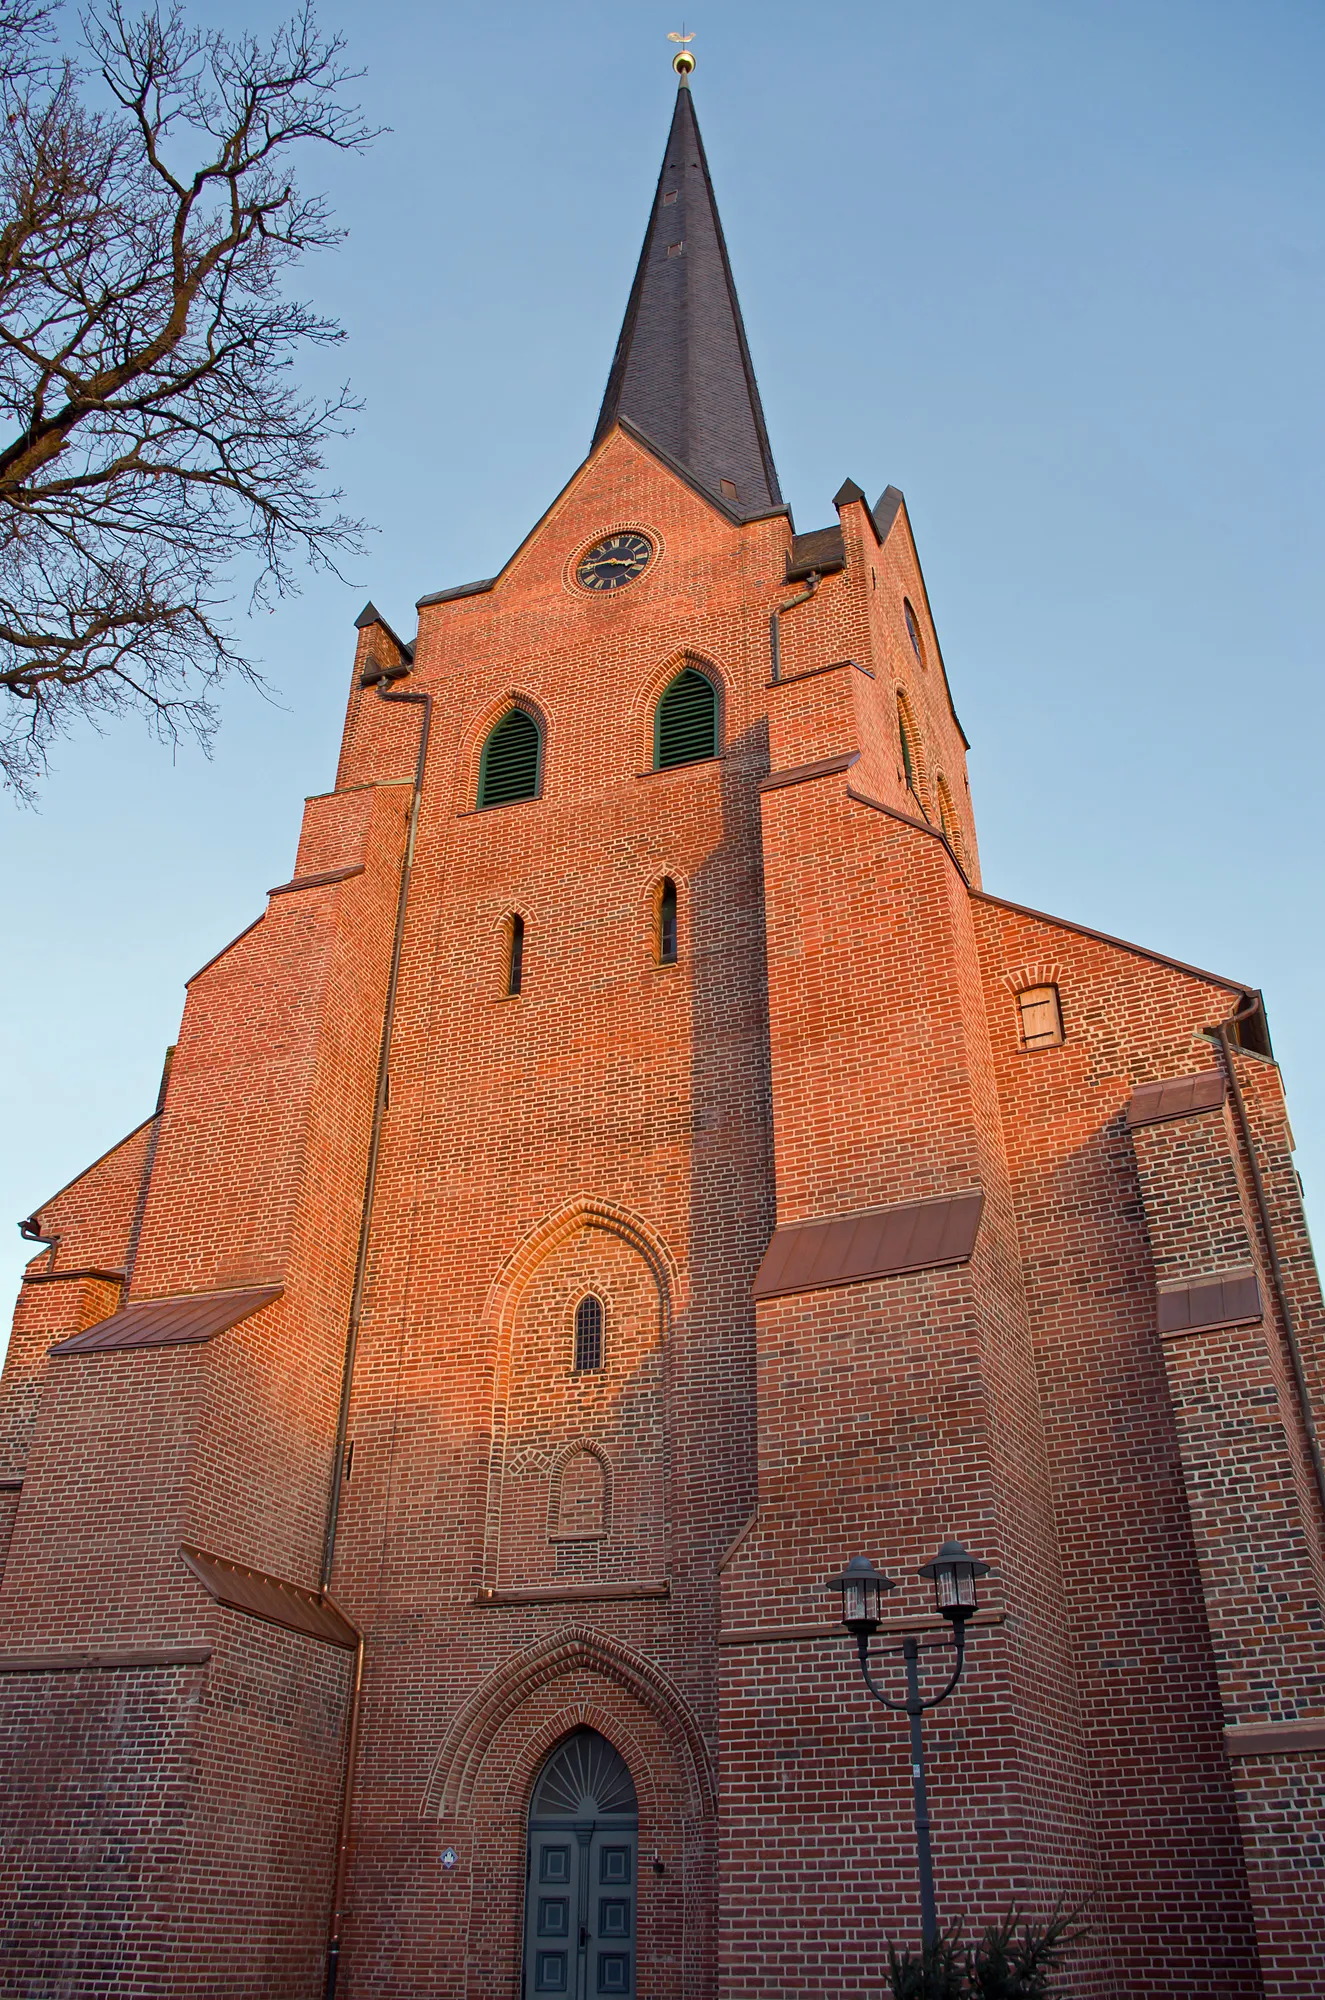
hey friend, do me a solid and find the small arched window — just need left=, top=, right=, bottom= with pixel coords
left=506, top=914, right=525, bottom=996
left=658, top=878, right=678, bottom=964
left=574, top=1294, right=604, bottom=1373
left=478, top=707, right=542, bottom=808
left=897, top=695, right=920, bottom=797
left=655, top=668, right=717, bottom=769
left=903, top=598, right=926, bottom=667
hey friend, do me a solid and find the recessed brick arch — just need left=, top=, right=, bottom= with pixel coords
left=632, top=648, right=729, bottom=772
left=480, top=1199, right=680, bottom=1594
left=484, top=1197, right=679, bottom=1335
left=421, top=1623, right=715, bottom=1822
left=455, top=688, right=551, bottom=812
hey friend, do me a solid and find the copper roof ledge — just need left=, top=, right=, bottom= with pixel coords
left=50, top=1285, right=283, bottom=1356
left=753, top=1191, right=984, bottom=1301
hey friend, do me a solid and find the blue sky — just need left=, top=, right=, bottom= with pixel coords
left=3, top=0, right=1323, bottom=1342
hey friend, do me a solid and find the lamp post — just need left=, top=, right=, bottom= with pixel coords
left=827, top=1541, right=990, bottom=1949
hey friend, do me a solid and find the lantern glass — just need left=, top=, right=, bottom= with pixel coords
left=918, top=1540, right=990, bottom=1623
left=827, top=1556, right=894, bottom=1634
left=933, top=1561, right=975, bottom=1613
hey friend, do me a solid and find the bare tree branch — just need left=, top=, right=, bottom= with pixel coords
left=0, top=0, right=376, bottom=797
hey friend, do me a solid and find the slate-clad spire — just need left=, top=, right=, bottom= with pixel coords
left=593, top=76, right=782, bottom=514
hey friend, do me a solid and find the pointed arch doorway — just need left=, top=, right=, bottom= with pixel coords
left=525, top=1729, right=638, bottom=2000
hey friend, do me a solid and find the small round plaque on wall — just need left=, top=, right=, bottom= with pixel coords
left=441, top=1847, right=458, bottom=1871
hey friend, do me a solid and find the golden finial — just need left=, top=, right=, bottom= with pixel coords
left=668, top=29, right=696, bottom=78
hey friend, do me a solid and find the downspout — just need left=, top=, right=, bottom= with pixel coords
left=322, top=677, right=432, bottom=2000
left=1209, top=995, right=1325, bottom=1523
left=769, top=569, right=821, bottom=683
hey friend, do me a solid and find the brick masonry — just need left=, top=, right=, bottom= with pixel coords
left=1, top=425, right=1323, bottom=2000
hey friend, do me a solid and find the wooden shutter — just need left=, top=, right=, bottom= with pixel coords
left=1017, top=985, right=1063, bottom=1050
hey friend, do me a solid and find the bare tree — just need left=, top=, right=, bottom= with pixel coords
left=0, top=0, right=375, bottom=796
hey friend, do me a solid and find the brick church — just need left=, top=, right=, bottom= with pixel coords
left=1, top=57, right=1323, bottom=2000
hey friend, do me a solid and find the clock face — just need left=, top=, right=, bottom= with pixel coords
left=576, top=532, right=653, bottom=592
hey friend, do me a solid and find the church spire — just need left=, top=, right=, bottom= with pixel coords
left=592, top=64, right=782, bottom=515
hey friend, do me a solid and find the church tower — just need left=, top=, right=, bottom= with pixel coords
left=2, top=55, right=1323, bottom=2000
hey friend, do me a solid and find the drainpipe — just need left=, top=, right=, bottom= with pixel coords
left=1209, top=995, right=1325, bottom=1523
left=324, top=1628, right=365, bottom=2000
left=769, top=569, right=821, bottom=683
left=322, top=676, right=432, bottom=1999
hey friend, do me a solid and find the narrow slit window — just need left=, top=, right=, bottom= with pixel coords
left=574, top=1294, right=604, bottom=1373
left=659, top=879, right=678, bottom=964
left=936, top=776, right=963, bottom=864
left=655, top=669, right=717, bottom=769
left=507, top=914, right=525, bottom=996
left=1017, top=985, right=1064, bottom=1051
left=904, top=598, right=926, bottom=667
left=478, top=707, right=542, bottom=808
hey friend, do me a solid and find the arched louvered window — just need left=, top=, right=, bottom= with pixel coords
left=574, top=1295, right=604, bottom=1373
left=658, top=879, right=678, bottom=964
left=654, top=669, right=717, bottom=769
left=897, top=696, right=919, bottom=795
left=478, top=707, right=542, bottom=808
left=507, top=914, right=525, bottom=996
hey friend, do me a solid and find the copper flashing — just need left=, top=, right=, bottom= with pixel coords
left=353, top=601, right=414, bottom=661
left=1126, top=1072, right=1226, bottom=1128
left=1224, top=1717, right=1325, bottom=1757
left=19, top=1112, right=160, bottom=1235
left=50, top=1285, right=282, bottom=1355
left=846, top=785, right=969, bottom=884
left=766, top=657, right=873, bottom=690
left=786, top=526, right=846, bottom=580
left=0, top=1645, right=211, bottom=1674
left=759, top=751, right=859, bottom=795
left=185, top=915, right=265, bottom=987
left=416, top=576, right=498, bottom=608
left=475, top=1580, right=670, bottom=1605
left=1157, top=1272, right=1262, bottom=1340
left=23, top=1267, right=125, bottom=1286
left=972, top=889, right=1247, bottom=996
left=753, top=1190, right=984, bottom=1301
left=268, top=865, right=366, bottom=898
left=180, top=1545, right=358, bottom=1649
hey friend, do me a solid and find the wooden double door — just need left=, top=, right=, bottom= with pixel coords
left=524, top=1732, right=638, bottom=2000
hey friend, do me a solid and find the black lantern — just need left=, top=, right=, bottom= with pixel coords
left=918, top=1540, right=990, bottom=1622
left=826, top=1555, right=896, bottom=1635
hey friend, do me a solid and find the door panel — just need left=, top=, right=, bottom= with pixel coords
left=525, top=1824, right=635, bottom=2000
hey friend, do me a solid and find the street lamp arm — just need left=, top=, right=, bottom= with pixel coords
left=854, top=1630, right=911, bottom=1710
left=854, top=1624, right=967, bottom=1710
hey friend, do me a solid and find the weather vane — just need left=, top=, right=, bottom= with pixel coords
left=668, top=28, right=696, bottom=78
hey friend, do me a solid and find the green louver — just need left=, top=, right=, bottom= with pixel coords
left=479, top=708, right=541, bottom=807
left=655, top=670, right=717, bottom=769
